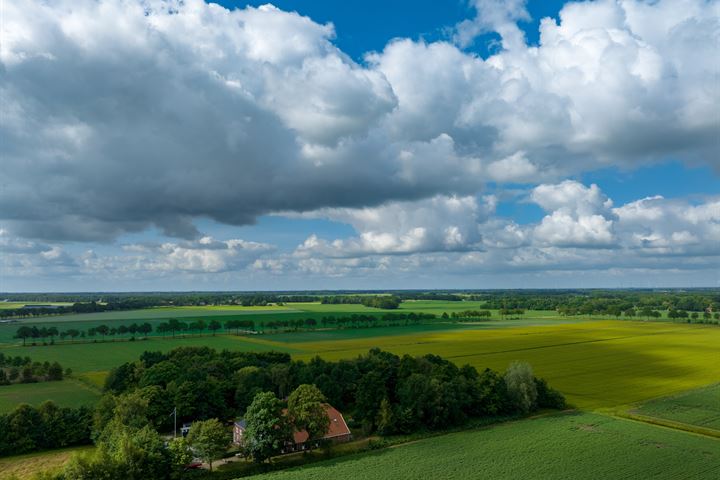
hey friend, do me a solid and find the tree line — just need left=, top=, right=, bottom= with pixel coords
left=0, top=402, right=92, bottom=456
left=13, top=313, right=439, bottom=347
left=104, top=347, right=565, bottom=444
left=0, top=353, right=65, bottom=385
left=476, top=291, right=719, bottom=314
left=396, top=293, right=463, bottom=301
left=14, top=323, right=153, bottom=345
left=320, top=295, right=402, bottom=309
left=448, top=310, right=492, bottom=319
left=0, top=299, right=164, bottom=320
left=263, top=312, right=435, bottom=331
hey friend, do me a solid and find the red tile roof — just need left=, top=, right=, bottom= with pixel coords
left=288, top=404, right=351, bottom=444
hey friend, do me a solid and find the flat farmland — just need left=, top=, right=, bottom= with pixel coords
left=245, top=412, right=720, bottom=480
left=0, top=334, right=297, bottom=374
left=0, top=379, right=100, bottom=413
left=0, top=302, right=74, bottom=310
left=274, top=320, right=720, bottom=409
left=1, top=304, right=297, bottom=323
left=2, top=316, right=716, bottom=411
left=0, top=303, right=564, bottom=344
left=632, top=383, right=720, bottom=431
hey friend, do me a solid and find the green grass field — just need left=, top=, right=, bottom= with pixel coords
left=0, top=301, right=572, bottom=345
left=2, top=319, right=718, bottom=411
left=0, top=446, right=94, bottom=480
left=242, top=412, right=720, bottom=480
left=264, top=318, right=590, bottom=343
left=0, top=302, right=636, bottom=345
left=632, top=384, right=720, bottom=431
left=0, top=335, right=297, bottom=374
left=0, top=304, right=388, bottom=344
left=0, top=379, right=100, bottom=413
left=0, top=302, right=74, bottom=310
left=279, top=320, right=720, bottom=409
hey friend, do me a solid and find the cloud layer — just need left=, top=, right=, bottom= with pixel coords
left=1, top=0, right=718, bottom=289
left=2, top=0, right=718, bottom=243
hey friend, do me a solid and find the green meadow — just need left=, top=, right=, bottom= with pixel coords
left=632, top=383, right=720, bottom=432
left=0, top=335, right=295, bottom=374
left=0, top=446, right=95, bottom=480
left=279, top=320, right=720, bottom=409
left=0, top=302, right=74, bottom=310
left=243, top=412, right=720, bottom=480
left=0, top=301, right=639, bottom=345
left=0, top=380, right=100, bottom=413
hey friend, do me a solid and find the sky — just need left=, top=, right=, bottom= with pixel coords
left=1, top=0, right=719, bottom=292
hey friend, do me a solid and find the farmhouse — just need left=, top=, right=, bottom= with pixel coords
left=233, top=404, right=352, bottom=452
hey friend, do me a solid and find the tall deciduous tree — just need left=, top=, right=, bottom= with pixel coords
left=287, top=384, right=330, bottom=444
left=243, top=391, right=291, bottom=463
left=186, top=418, right=228, bottom=472
left=208, top=319, right=221, bottom=336
left=504, top=361, right=538, bottom=414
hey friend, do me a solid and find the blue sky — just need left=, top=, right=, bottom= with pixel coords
left=1, top=0, right=718, bottom=291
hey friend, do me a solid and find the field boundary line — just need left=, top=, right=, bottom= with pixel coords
left=67, top=376, right=103, bottom=395
left=609, top=412, right=720, bottom=440
left=443, top=330, right=682, bottom=359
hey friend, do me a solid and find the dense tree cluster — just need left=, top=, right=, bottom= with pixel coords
left=105, top=347, right=565, bottom=440
left=239, top=353, right=565, bottom=463
left=265, top=312, right=435, bottom=331
left=0, top=402, right=92, bottom=456
left=0, top=353, right=64, bottom=385
left=396, top=293, right=463, bottom=301
left=449, top=310, right=493, bottom=319
left=0, top=300, right=164, bottom=320
left=475, top=290, right=718, bottom=315
left=103, top=348, right=292, bottom=429
left=42, top=391, right=209, bottom=480
left=320, top=295, right=402, bottom=309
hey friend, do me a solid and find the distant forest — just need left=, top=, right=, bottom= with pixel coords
left=1, top=289, right=718, bottom=321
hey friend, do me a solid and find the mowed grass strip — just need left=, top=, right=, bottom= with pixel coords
left=0, top=446, right=94, bottom=480
left=246, top=412, right=720, bottom=480
left=287, top=321, right=720, bottom=409
left=0, top=379, right=100, bottom=413
left=632, top=383, right=720, bottom=431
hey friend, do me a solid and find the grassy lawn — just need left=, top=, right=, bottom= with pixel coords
left=0, top=446, right=94, bottom=480
left=0, top=379, right=100, bottom=413
left=247, top=412, right=720, bottom=480
left=631, top=383, right=720, bottom=432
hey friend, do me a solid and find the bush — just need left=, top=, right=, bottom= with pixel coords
left=535, top=378, right=566, bottom=409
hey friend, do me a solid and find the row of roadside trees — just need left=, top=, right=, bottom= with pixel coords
left=13, top=312, right=442, bottom=346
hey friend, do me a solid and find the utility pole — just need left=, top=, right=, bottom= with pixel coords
left=170, top=407, right=177, bottom=438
